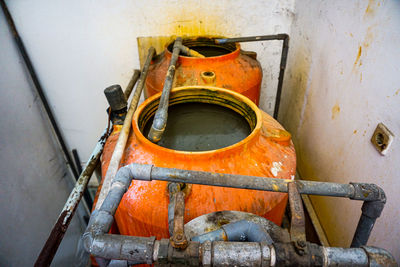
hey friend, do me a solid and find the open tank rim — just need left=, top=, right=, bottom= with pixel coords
left=132, top=86, right=262, bottom=156
left=164, top=36, right=241, bottom=62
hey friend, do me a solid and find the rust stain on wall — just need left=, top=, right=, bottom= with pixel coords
left=352, top=26, right=375, bottom=74
left=354, top=46, right=362, bottom=67
left=331, top=103, right=340, bottom=120
left=364, top=0, right=382, bottom=19
left=137, top=12, right=224, bottom=67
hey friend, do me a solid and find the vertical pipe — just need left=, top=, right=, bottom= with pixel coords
left=94, top=47, right=155, bottom=210
left=351, top=200, right=385, bottom=247
left=34, top=69, right=142, bottom=267
left=34, top=128, right=110, bottom=267
left=214, top=34, right=290, bottom=119
left=72, top=148, right=93, bottom=209
left=0, top=0, right=79, bottom=179
left=273, top=35, right=289, bottom=119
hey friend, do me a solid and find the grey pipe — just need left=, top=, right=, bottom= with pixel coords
left=351, top=195, right=386, bottom=247
left=128, top=163, right=386, bottom=247
left=147, top=37, right=182, bottom=143
left=204, top=241, right=396, bottom=267
left=127, top=163, right=385, bottom=202
left=192, top=220, right=273, bottom=244
left=81, top=163, right=395, bottom=266
left=82, top=164, right=155, bottom=265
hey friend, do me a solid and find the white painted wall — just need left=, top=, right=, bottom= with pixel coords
left=280, top=0, right=400, bottom=262
left=6, top=0, right=295, bottom=160
left=0, top=9, right=86, bottom=266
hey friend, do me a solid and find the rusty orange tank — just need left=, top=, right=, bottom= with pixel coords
left=145, top=37, right=263, bottom=105
left=97, top=86, right=296, bottom=241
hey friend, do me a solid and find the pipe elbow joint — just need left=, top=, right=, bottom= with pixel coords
left=222, top=220, right=273, bottom=243
left=362, top=246, right=398, bottom=267
left=148, top=111, right=167, bottom=143
left=82, top=231, right=94, bottom=253
left=350, top=183, right=386, bottom=203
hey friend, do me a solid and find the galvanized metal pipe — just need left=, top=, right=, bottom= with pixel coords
left=192, top=220, right=274, bottom=244
left=147, top=37, right=182, bottom=143
left=131, top=164, right=360, bottom=199
left=351, top=199, right=385, bottom=248
left=134, top=165, right=385, bottom=247
left=95, top=47, right=155, bottom=210
left=82, top=164, right=395, bottom=266
left=215, top=34, right=289, bottom=119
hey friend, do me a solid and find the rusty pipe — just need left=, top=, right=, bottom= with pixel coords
left=34, top=68, right=141, bottom=267
left=177, top=44, right=205, bottom=58
left=94, top=47, right=155, bottom=210
left=147, top=37, right=182, bottom=143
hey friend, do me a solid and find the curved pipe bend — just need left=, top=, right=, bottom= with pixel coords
left=191, top=220, right=277, bottom=244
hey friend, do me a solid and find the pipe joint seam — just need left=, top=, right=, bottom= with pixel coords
left=361, top=246, right=398, bottom=267
left=127, top=163, right=153, bottom=181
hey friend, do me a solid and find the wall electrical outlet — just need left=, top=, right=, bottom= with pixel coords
left=371, top=123, right=394, bottom=155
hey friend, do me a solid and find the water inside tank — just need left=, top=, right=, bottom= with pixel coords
left=142, top=103, right=251, bottom=151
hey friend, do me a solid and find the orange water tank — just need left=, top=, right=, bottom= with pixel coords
left=145, top=37, right=263, bottom=105
left=97, top=86, right=296, bottom=241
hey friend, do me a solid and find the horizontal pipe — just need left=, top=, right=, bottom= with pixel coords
left=90, top=234, right=155, bottom=265
left=215, top=34, right=289, bottom=44
left=128, top=164, right=385, bottom=201
left=82, top=164, right=395, bottom=266
left=323, top=247, right=368, bottom=266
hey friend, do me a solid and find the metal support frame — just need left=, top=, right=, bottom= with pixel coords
left=81, top=163, right=396, bottom=266
left=1, top=0, right=80, bottom=179
left=33, top=70, right=140, bottom=267
left=215, top=34, right=289, bottom=119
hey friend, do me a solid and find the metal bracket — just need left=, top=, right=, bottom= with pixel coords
left=288, top=182, right=307, bottom=255
left=170, top=191, right=188, bottom=249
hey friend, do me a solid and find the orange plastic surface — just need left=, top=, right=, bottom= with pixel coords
left=145, top=45, right=262, bottom=105
left=97, top=89, right=296, bottom=242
